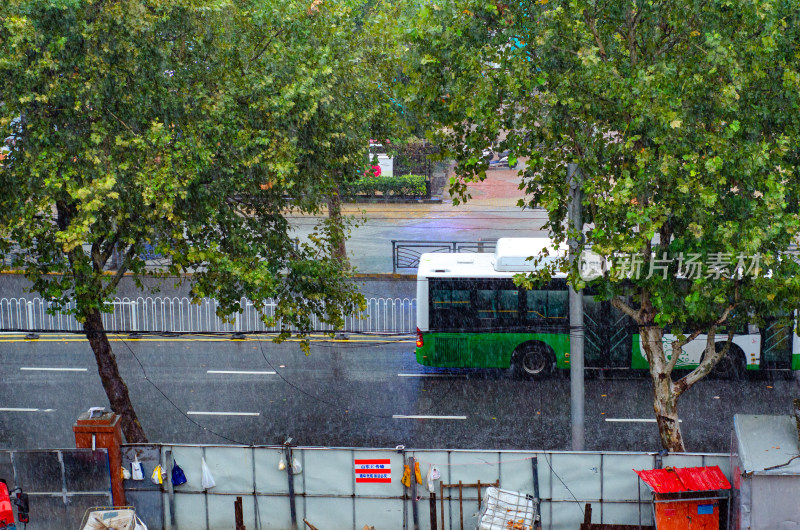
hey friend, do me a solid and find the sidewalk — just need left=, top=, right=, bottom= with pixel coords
left=290, top=166, right=549, bottom=273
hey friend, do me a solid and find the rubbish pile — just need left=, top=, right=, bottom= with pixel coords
left=477, top=487, right=539, bottom=530
left=80, top=508, right=147, bottom=530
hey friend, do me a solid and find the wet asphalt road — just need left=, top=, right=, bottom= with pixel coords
left=1, top=334, right=797, bottom=452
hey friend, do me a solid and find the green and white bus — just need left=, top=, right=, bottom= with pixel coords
left=415, top=238, right=800, bottom=377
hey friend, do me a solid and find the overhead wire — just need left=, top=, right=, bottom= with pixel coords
left=117, top=337, right=250, bottom=445
left=543, top=452, right=585, bottom=517
left=91, top=333, right=464, bottom=443
left=255, top=336, right=463, bottom=420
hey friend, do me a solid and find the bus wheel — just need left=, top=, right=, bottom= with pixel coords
left=708, top=343, right=746, bottom=380
left=513, top=344, right=554, bottom=379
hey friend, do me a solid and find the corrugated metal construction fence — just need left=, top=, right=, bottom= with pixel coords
left=0, top=296, right=415, bottom=335
left=121, top=444, right=730, bottom=530
left=0, top=449, right=112, bottom=529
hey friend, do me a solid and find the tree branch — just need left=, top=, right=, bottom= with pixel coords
left=691, top=42, right=709, bottom=55
left=583, top=9, right=607, bottom=60
left=666, top=303, right=735, bottom=374
left=674, top=326, right=734, bottom=397
left=101, top=244, right=137, bottom=297
left=551, top=45, right=580, bottom=56
left=249, top=28, right=286, bottom=67
left=100, top=232, right=121, bottom=266
left=90, top=241, right=106, bottom=273
left=626, top=4, right=641, bottom=67
left=655, top=36, right=682, bottom=57
left=108, top=110, right=138, bottom=137
left=611, top=296, right=641, bottom=323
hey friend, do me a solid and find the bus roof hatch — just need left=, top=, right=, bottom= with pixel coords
left=491, top=237, right=567, bottom=272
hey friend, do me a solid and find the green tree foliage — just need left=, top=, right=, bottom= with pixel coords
left=0, top=0, right=402, bottom=442
left=401, top=0, right=800, bottom=450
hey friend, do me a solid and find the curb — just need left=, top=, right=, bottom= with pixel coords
left=1, top=270, right=415, bottom=279
left=347, top=197, right=444, bottom=204
left=353, top=273, right=415, bottom=280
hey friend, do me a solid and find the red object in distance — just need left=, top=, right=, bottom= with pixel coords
left=0, top=481, right=15, bottom=527
left=635, top=465, right=731, bottom=494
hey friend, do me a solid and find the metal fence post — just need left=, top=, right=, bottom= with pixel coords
left=409, top=456, right=419, bottom=530
left=531, top=456, right=542, bottom=530
left=166, top=449, right=176, bottom=528
left=130, top=302, right=137, bottom=333
left=286, top=444, right=298, bottom=530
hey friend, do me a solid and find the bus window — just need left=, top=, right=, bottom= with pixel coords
left=476, top=289, right=497, bottom=319
left=549, top=291, right=568, bottom=318
left=497, top=289, right=519, bottom=320
left=526, top=290, right=567, bottom=319
left=476, top=288, right=519, bottom=321
left=761, top=315, right=792, bottom=366
left=430, top=285, right=471, bottom=328
left=431, top=287, right=470, bottom=308
left=526, top=290, right=547, bottom=319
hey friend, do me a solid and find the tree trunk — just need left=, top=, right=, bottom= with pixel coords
left=641, top=325, right=686, bottom=452
left=83, top=308, right=148, bottom=443
left=652, top=375, right=685, bottom=452
left=327, top=186, right=348, bottom=265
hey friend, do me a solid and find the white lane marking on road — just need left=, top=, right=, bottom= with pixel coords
left=21, top=367, right=88, bottom=372
left=0, top=408, right=55, bottom=412
left=207, top=370, right=276, bottom=375
left=605, top=418, right=682, bottom=423
left=397, top=373, right=466, bottom=378
left=392, top=415, right=467, bottom=420
left=187, top=411, right=260, bottom=416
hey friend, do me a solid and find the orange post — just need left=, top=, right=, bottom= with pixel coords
left=73, top=411, right=125, bottom=507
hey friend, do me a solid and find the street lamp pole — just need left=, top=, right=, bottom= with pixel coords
left=567, top=162, right=585, bottom=451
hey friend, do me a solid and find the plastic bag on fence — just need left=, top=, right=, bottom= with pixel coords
left=171, top=460, right=187, bottom=486
left=476, top=487, right=539, bottom=530
left=131, top=455, right=145, bottom=481
left=426, top=465, right=440, bottom=493
left=151, top=465, right=165, bottom=485
left=121, top=466, right=131, bottom=480
left=201, top=457, right=216, bottom=489
left=291, top=457, right=302, bottom=475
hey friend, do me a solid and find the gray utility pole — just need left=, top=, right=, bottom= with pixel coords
left=567, top=163, right=585, bottom=451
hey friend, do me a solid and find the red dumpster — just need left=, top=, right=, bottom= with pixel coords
left=635, top=466, right=731, bottom=530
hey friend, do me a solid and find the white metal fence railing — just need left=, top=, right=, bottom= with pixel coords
left=0, top=296, right=416, bottom=334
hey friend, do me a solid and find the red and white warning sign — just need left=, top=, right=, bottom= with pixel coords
left=354, top=459, right=392, bottom=483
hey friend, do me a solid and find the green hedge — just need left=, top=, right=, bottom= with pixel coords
left=348, top=174, right=427, bottom=197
